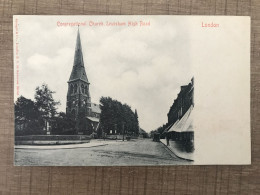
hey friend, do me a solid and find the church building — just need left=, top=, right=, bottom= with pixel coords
left=66, top=28, right=101, bottom=135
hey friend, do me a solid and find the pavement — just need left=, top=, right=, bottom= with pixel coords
left=15, top=139, right=116, bottom=150
left=14, top=139, right=191, bottom=166
left=161, top=139, right=194, bottom=161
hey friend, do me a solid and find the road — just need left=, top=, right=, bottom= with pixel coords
left=14, top=139, right=191, bottom=166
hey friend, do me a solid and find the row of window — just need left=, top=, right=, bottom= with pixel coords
left=69, top=100, right=91, bottom=107
left=70, top=84, right=89, bottom=95
left=70, top=109, right=100, bottom=118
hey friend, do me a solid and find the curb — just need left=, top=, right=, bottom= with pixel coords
left=15, top=143, right=108, bottom=150
left=160, top=141, right=194, bottom=162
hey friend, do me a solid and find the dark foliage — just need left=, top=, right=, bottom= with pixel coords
left=99, top=97, right=139, bottom=136
left=35, top=83, right=60, bottom=118
left=50, top=112, right=76, bottom=135
left=15, top=84, right=61, bottom=136
left=15, top=96, right=44, bottom=135
left=77, top=108, right=93, bottom=135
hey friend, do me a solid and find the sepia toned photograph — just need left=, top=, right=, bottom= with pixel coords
left=13, top=16, right=250, bottom=166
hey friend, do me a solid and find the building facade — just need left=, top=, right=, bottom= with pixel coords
left=166, top=78, right=194, bottom=142
left=167, top=78, right=194, bottom=126
left=66, top=29, right=101, bottom=135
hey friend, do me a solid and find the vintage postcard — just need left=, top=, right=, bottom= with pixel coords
left=13, top=15, right=250, bottom=166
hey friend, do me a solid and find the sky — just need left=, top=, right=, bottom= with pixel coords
left=14, top=16, right=192, bottom=132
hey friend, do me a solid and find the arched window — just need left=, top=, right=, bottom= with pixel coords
left=70, top=85, right=73, bottom=94
left=81, top=84, right=84, bottom=94
left=74, top=84, right=77, bottom=93
left=85, top=86, right=88, bottom=95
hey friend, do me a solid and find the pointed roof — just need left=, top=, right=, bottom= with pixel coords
left=69, top=28, right=89, bottom=83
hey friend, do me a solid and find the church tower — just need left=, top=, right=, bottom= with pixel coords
left=66, top=28, right=92, bottom=122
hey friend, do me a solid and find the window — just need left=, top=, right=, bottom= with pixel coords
left=81, top=84, right=84, bottom=94
left=85, top=86, right=88, bottom=95
left=70, top=85, right=73, bottom=94
left=74, top=84, right=77, bottom=93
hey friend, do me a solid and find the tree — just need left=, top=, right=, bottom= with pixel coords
left=15, top=96, right=38, bottom=121
left=34, top=84, right=60, bottom=133
left=15, top=96, right=44, bottom=135
left=51, top=112, right=76, bottom=135
left=99, top=96, right=140, bottom=136
left=77, top=107, right=93, bottom=135
left=15, top=84, right=61, bottom=135
left=134, top=109, right=139, bottom=135
left=34, top=84, right=60, bottom=118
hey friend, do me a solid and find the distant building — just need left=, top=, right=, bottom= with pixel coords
left=66, top=29, right=101, bottom=134
left=165, top=78, right=194, bottom=141
left=139, top=128, right=148, bottom=138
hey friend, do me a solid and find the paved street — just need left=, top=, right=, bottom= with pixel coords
left=15, top=139, right=191, bottom=166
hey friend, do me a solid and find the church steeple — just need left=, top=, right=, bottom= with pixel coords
left=66, top=28, right=92, bottom=125
left=69, top=28, right=89, bottom=83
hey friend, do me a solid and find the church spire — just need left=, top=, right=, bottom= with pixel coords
left=69, top=28, right=89, bottom=83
